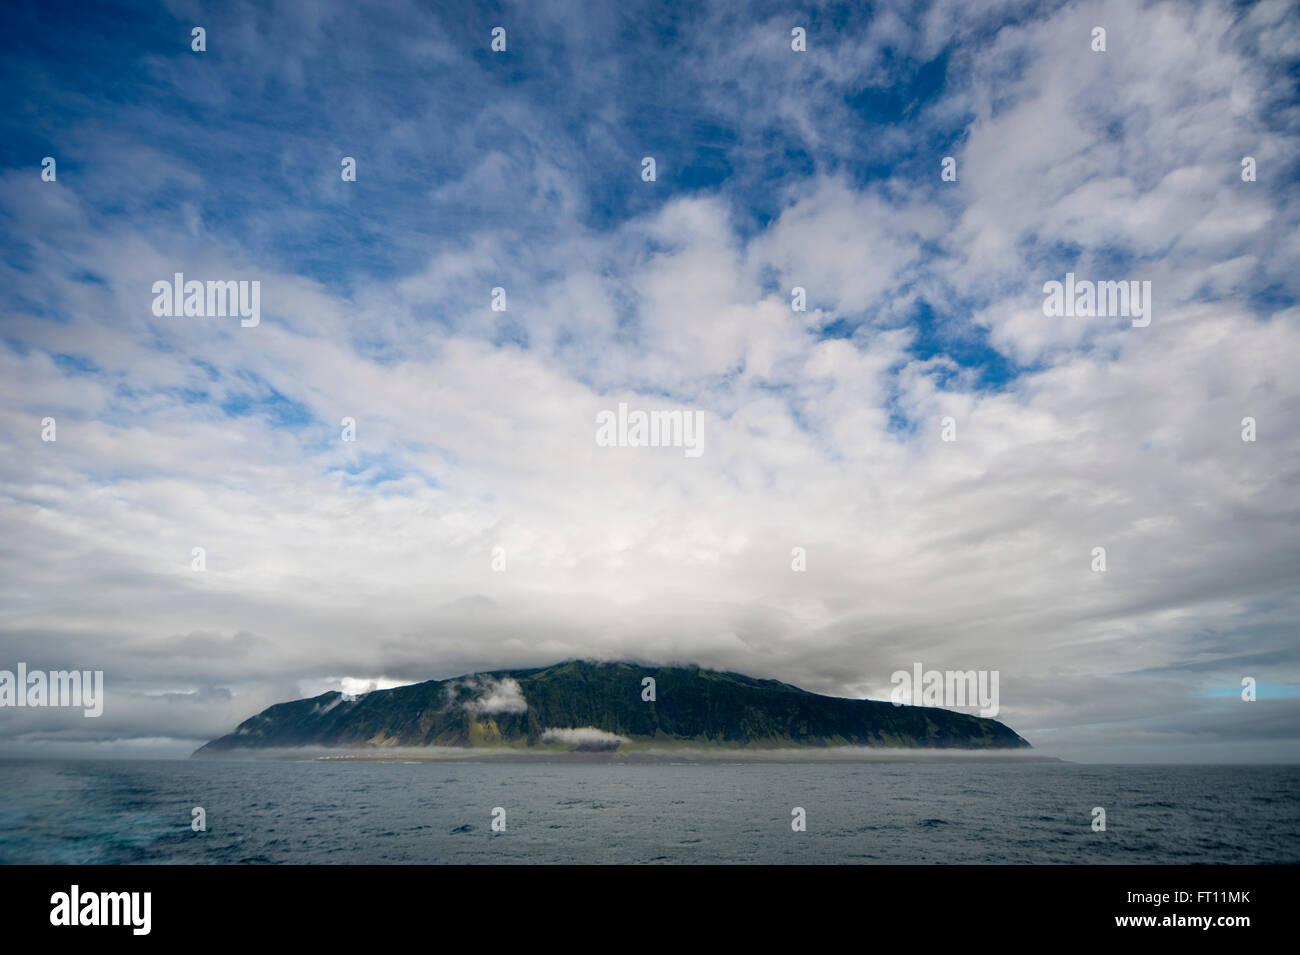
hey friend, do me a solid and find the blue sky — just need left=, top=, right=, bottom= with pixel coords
left=0, top=0, right=1040, bottom=383
left=2, top=0, right=1299, bottom=761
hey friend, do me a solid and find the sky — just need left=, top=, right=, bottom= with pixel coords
left=1, top=0, right=1298, bottom=762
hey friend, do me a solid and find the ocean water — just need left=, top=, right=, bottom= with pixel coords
left=0, top=759, right=1296, bottom=864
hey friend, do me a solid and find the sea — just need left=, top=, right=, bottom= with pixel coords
left=0, top=759, right=1296, bottom=865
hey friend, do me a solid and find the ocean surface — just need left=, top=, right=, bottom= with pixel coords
left=0, top=759, right=1296, bottom=864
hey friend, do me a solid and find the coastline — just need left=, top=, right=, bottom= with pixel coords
left=194, top=745, right=1063, bottom=764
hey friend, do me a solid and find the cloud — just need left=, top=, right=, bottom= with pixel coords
left=1, top=0, right=1297, bottom=763
left=462, top=677, right=528, bottom=715
left=541, top=727, right=628, bottom=748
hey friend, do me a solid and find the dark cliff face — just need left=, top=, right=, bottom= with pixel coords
left=193, top=660, right=1030, bottom=755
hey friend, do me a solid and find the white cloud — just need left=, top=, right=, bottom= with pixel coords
left=463, top=678, right=528, bottom=715
left=1, top=0, right=1297, bottom=764
left=541, top=727, right=628, bottom=747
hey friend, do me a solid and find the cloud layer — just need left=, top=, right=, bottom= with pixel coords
left=1, top=0, right=1298, bottom=761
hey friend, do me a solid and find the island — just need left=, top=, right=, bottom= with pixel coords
left=193, top=660, right=1032, bottom=758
